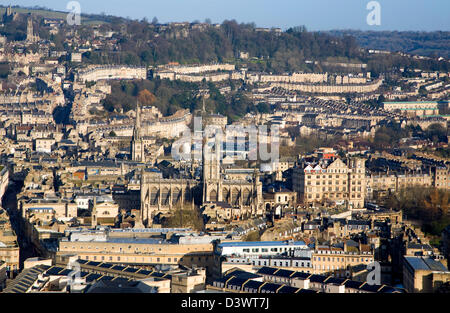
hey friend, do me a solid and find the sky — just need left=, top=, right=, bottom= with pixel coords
left=1, top=0, right=449, bottom=31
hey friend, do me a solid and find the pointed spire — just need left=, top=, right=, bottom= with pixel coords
left=134, top=100, right=141, bottom=139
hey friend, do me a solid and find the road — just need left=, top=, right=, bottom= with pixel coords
left=2, top=180, right=39, bottom=270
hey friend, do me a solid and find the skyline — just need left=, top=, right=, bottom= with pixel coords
left=0, top=0, right=449, bottom=32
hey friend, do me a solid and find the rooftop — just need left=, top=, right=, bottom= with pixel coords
left=219, top=240, right=306, bottom=248
left=404, top=256, right=448, bottom=272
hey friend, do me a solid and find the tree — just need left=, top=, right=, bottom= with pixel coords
left=244, top=230, right=261, bottom=241
left=424, top=188, right=448, bottom=221
left=377, top=95, right=385, bottom=107
left=151, top=16, right=158, bottom=25
left=425, top=123, right=447, bottom=144
left=384, top=187, right=450, bottom=237
left=419, top=85, right=428, bottom=96
left=256, top=102, right=270, bottom=113
left=137, top=89, right=156, bottom=106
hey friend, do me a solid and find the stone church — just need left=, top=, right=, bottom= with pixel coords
left=133, top=106, right=264, bottom=227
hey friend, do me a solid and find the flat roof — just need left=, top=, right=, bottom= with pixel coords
left=106, top=238, right=170, bottom=245
left=219, top=241, right=306, bottom=248
left=383, top=101, right=440, bottom=104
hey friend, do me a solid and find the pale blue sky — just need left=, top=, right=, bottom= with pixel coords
left=1, top=0, right=449, bottom=31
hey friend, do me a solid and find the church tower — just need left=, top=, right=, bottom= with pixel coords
left=26, top=15, right=38, bottom=42
left=202, top=133, right=222, bottom=203
left=131, top=101, right=145, bottom=162
left=91, top=196, right=97, bottom=228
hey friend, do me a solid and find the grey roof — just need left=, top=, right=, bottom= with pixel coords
left=348, top=220, right=371, bottom=226
left=3, top=265, right=51, bottom=293
left=106, top=237, right=169, bottom=245
left=407, top=243, right=433, bottom=250
left=404, top=256, right=448, bottom=272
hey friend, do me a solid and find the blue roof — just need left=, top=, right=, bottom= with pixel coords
left=277, top=285, right=300, bottom=294
left=111, top=265, right=126, bottom=271
left=219, top=241, right=306, bottom=248
left=227, top=277, right=248, bottom=289
left=124, top=267, right=139, bottom=273
left=45, top=266, right=65, bottom=276
left=404, top=256, right=448, bottom=272
left=137, top=270, right=152, bottom=275
left=107, top=238, right=169, bottom=245
left=85, top=273, right=102, bottom=282
left=273, top=269, right=295, bottom=278
left=28, top=207, right=54, bottom=211
left=256, top=267, right=278, bottom=276
left=260, top=282, right=280, bottom=292
left=291, top=272, right=311, bottom=279
left=243, top=280, right=264, bottom=291
left=298, top=289, right=318, bottom=293
left=224, top=270, right=262, bottom=280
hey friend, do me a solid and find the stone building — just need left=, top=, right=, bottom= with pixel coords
left=139, top=134, right=263, bottom=227
left=293, top=156, right=366, bottom=209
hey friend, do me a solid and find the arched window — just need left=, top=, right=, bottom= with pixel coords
left=232, top=188, right=240, bottom=206
left=150, top=187, right=159, bottom=205
left=172, top=188, right=181, bottom=205
left=243, top=189, right=251, bottom=206
left=209, top=189, right=217, bottom=202
left=162, top=187, right=170, bottom=206
left=223, top=188, right=230, bottom=203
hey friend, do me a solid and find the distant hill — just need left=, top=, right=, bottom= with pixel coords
left=326, top=30, right=450, bottom=59
left=0, top=5, right=111, bottom=24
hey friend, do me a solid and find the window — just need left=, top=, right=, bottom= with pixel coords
left=243, top=248, right=250, bottom=253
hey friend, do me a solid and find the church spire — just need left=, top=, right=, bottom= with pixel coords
left=134, top=100, right=142, bottom=140
left=131, top=100, right=144, bottom=162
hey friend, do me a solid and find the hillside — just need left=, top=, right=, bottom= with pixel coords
left=327, top=30, right=450, bottom=59
left=0, top=5, right=111, bottom=25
